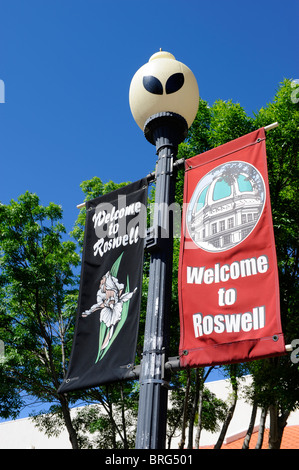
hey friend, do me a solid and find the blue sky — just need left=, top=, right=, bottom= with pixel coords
left=0, top=0, right=298, bottom=419
left=0, top=0, right=298, bottom=236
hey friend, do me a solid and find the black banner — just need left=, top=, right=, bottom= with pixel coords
left=59, top=179, right=148, bottom=393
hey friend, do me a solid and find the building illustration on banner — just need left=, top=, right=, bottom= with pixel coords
left=187, top=161, right=265, bottom=252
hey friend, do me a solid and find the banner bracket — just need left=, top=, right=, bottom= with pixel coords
left=142, top=348, right=165, bottom=355
left=126, top=356, right=182, bottom=380
left=140, top=378, right=170, bottom=389
left=146, top=170, right=156, bottom=182
left=264, top=122, right=278, bottom=132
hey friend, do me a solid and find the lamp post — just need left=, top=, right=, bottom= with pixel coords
left=129, top=50, right=199, bottom=449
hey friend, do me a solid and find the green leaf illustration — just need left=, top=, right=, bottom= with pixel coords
left=95, top=252, right=130, bottom=363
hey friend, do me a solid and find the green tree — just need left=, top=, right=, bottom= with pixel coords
left=247, top=79, right=299, bottom=449
left=0, top=192, right=81, bottom=448
left=0, top=368, right=24, bottom=420
left=175, top=79, right=299, bottom=449
left=167, top=368, right=227, bottom=449
left=213, top=364, right=246, bottom=449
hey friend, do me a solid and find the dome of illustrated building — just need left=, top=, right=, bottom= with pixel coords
left=187, top=163, right=265, bottom=252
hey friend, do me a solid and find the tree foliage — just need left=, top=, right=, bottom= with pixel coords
left=0, top=192, right=81, bottom=447
left=176, top=79, right=299, bottom=448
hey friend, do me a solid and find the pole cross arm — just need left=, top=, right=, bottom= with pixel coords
left=126, top=356, right=182, bottom=380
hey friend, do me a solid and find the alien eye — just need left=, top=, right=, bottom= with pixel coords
left=166, top=73, right=184, bottom=94
left=143, top=75, right=163, bottom=95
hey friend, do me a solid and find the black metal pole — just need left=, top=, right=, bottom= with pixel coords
left=135, top=112, right=188, bottom=449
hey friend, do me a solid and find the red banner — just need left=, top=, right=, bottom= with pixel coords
left=178, top=128, right=285, bottom=368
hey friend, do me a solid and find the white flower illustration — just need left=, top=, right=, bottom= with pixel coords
left=82, top=271, right=137, bottom=351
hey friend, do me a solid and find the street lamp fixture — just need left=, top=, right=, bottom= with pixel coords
left=130, top=50, right=198, bottom=132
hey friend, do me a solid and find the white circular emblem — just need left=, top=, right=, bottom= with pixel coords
left=186, top=161, right=266, bottom=252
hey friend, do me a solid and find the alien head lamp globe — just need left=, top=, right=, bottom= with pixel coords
left=129, top=51, right=199, bottom=132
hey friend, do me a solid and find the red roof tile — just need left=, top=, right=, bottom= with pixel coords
left=200, top=425, right=299, bottom=449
